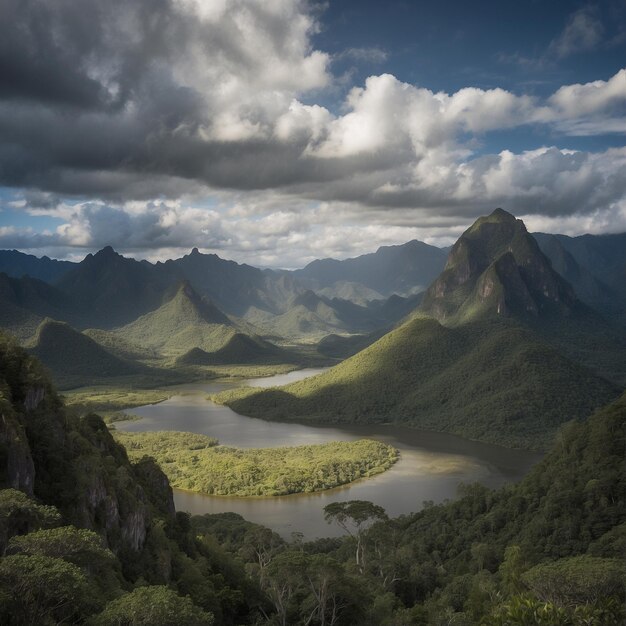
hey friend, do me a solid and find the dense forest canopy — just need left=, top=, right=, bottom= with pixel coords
left=114, top=431, right=398, bottom=496
left=0, top=332, right=624, bottom=624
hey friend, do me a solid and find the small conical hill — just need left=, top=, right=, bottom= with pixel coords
left=29, top=319, right=140, bottom=384
left=115, top=282, right=241, bottom=356
left=176, top=333, right=293, bottom=366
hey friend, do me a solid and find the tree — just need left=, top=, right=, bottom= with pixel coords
left=323, top=500, right=387, bottom=572
left=0, top=488, right=61, bottom=553
left=7, top=525, right=114, bottom=568
left=6, top=525, right=121, bottom=600
left=365, top=520, right=406, bottom=590
left=498, top=545, right=528, bottom=596
left=239, top=525, right=283, bottom=583
left=0, top=554, right=96, bottom=625
left=265, top=551, right=309, bottom=626
left=91, top=586, right=214, bottom=625
left=521, top=556, right=625, bottom=607
left=302, top=554, right=360, bottom=626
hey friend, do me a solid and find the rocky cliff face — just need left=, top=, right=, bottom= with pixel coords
left=0, top=334, right=174, bottom=556
left=0, top=402, right=35, bottom=495
left=420, top=208, right=577, bottom=324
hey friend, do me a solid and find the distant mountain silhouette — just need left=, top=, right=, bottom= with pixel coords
left=533, top=231, right=626, bottom=313
left=55, top=246, right=171, bottom=328
left=0, top=249, right=75, bottom=282
left=293, top=239, right=447, bottom=296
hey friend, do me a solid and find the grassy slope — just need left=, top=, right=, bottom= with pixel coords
left=216, top=317, right=620, bottom=450
left=115, top=286, right=237, bottom=356
left=27, top=319, right=186, bottom=390
left=176, top=333, right=296, bottom=366
left=114, top=431, right=398, bottom=496
left=82, top=328, right=160, bottom=361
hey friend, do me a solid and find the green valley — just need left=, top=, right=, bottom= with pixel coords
left=0, top=208, right=625, bottom=625
left=4, top=2, right=626, bottom=622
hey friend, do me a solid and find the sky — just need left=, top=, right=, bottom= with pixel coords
left=0, top=0, right=625, bottom=268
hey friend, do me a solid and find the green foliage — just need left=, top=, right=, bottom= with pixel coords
left=324, top=500, right=388, bottom=572
left=217, top=317, right=618, bottom=450
left=0, top=332, right=265, bottom=624
left=201, top=392, right=622, bottom=625
left=6, top=525, right=123, bottom=603
left=0, top=554, right=98, bottom=625
left=7, top=525, right=114, bottom=565
left=115, top=431, right=398, bottom=496
left=90, top=585, right=215, bottom=625
left=324, top=500, right=388, bottom=536
left=63, top=387, right=173, bottom=420
left=484, top=595, right=625, bottom=625
left=0, top=323, right=624, bottom=626
left=521, top=556, right=625, bottom=607
left=498, top=545, right=528, bottom=596
left=116, top=430, right=219, bottom=454
left=190, top=512, right=285, bottom=556
left=0, top=489, right=61, bottom=553
left=263, top=550, right=366, bottom=626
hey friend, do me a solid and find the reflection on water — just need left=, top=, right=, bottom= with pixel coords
left=116, top=368, right=541, bottom=539
left=245, top=368, right=329, bottom=388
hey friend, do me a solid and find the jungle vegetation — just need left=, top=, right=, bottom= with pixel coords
left=114, top=431, right=399, bottom=496
left=0, top=331, right=624, bottom=624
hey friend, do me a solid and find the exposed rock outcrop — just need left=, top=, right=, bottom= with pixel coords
left=420, top=208, right=577, bottom=324
left=0, top=334, right=175, bottom=556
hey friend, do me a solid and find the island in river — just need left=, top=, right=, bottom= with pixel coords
left=113, top=368, right=542, bottom=538
left=114, top=430, right=399, bottom=496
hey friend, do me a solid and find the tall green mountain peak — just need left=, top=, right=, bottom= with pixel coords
left=420, top=208, right=577, bottom=323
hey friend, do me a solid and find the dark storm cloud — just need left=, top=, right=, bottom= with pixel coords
left=0, top=0, right=332, bottom=196
left=0, top=0, right=624, bottom=231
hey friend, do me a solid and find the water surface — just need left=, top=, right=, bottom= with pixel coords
left=117, top=368, right=541, bottom=539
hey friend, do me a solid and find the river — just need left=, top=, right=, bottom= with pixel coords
left=116, top=368, right=541, bottom=539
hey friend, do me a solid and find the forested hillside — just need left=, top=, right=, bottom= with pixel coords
left=217, top=210, right=624, bottom=450
left=203, top=392, right=625, bottom=625
left=217, top=317, right=619, bottom=450
left=0, top=333, right=264, bottom=624
left=0, top=332, right=624, bottom=624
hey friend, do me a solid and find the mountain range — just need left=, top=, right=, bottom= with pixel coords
left=216, top=209, right=624, bottom=450
left=0, top=245, right=435, bottom=341
left=0, top=209, right=625, bottom=416
left=292, top=239, right=448, bottom=296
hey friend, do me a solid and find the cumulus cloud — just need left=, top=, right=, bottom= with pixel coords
left=549, top=68, right=626, bottom=118
left=0, top=0, right=625, bottom=264
left=0, top=196, right=457, bottom=267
